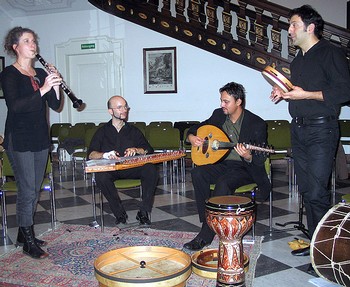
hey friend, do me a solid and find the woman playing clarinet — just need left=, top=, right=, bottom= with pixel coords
left=0, top=26, right=62, bottom=259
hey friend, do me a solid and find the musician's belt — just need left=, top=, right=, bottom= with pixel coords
left=293, top=115, right=336, bottom=125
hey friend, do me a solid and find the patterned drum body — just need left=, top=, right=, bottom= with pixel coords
left=311, top=203, right=350, bottom=286
left=205, top=196, right=255, bottom=287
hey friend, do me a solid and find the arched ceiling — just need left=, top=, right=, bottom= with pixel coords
left=0, top=0, right=94, bottom=18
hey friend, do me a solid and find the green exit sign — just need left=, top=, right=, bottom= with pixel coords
left=81, top=43, right=95, bottom=50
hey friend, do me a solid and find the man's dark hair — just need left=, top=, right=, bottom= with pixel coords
left=289, top=5, right=324, bottom=39
left=219, top=82, right=246, bottom=108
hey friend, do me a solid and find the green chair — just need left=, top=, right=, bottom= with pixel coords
left=129, top=122, right=147, bottom=136
left=341, top=194, right=350, bottom=203
left=72, top=126, right=99, bottom=180
left=147, top=126, right=181, bottom=152
left=339, top=119, right=350, bottom=146
left=174, top=121, right=200, bottom=142
left=146, top=126, right=182, bottom=185
left=0, top=152, right=57, bottom=238
left=266, top=120, right=294, bottom=192
left=145, top=121, right=173, bottom=139
left=50, top=123, right=72, bottom=146
left=90, top=176, right=142, bottom=232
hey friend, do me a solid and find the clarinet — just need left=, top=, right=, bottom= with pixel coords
left=35, top=54, right=84, bottom=110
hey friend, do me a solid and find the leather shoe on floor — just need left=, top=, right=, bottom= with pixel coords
left=291, top=246, right=310, bottom=256
left=183, top=237, right=208, bottom=251
left=115, top=212, right=128, bottom=225
left=136, top=211, right=151, bottom=225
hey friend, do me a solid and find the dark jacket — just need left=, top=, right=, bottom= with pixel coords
left=187, top=108, right=271, bottom=196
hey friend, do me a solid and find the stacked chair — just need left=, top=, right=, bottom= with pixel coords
left=0, top=152, right=56, bottom=238
left=129, top=122, right=147, bottom=136
left=146, top=125, right=182, bottom=186
left=72, top=125, right=99, bottom=180
left=265, top=120, right=294, bottom=193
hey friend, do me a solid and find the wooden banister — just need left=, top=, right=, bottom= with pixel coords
left=88, top=0, right=350, bottom=79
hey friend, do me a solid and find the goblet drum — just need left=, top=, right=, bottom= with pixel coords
left=205, top=195, right=255, bottom=287
left=311, top=202, right=350, bottom=286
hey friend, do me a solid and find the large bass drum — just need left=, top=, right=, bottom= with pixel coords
left=311, top=202, right=350, bottom=286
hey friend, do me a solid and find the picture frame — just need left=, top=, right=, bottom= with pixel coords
left=143, top=47, right=177, bottom=94
left=0, top=56, right=4, bottom=98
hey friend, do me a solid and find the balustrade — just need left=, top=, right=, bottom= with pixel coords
left=89, top=0, right=350, bottom=78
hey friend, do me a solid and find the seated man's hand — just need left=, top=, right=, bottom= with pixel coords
left=103, top=150, right=117, bottom=159
left=124, top=148, right=139, bottom=157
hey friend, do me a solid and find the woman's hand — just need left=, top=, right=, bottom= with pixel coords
left=40, top=73, right=62, bottom=96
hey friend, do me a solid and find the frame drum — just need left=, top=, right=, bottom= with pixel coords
left=311, top=203, right=350, bottom=286
left=261, top=66, right=293, bottom=93
left=191, top=248, right=249, bottom=279
left=94, top=246, right=192, bottom=287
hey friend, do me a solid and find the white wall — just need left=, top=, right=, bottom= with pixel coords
left=0, top=1, right=349, bottom=136
left=269, top=0, right=347, bottom=28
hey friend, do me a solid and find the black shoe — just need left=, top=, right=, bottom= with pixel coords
left=115, top=212, right=128, bottom=225
left=254, top=190, right=270, bottom=203
left=20, top=226, right=49, bottom=259
left=291, top=246, right=310, bottom=256
left=136, top=211, right=151, bottom=225
left=183, top=237, right=208, bottom=251
left=16, top=227, right=47, bottom=247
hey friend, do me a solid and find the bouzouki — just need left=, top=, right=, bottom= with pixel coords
left=191, top=125, right=274, bottom=166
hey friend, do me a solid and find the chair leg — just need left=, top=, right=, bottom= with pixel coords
left=49, top=175, right=57, bottom=229
left=269, top=188, right=273, bottom=234
left=89, top=173, right=100, bottom=229
left=99, top=187, right=104, bottom=233
left=1, top=191, right=7, bottom=238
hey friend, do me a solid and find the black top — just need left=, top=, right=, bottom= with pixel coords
left=87, top=120, right=154, bottom=158
left=289, top=39, right=350, bottom=118
left=1, top=65, right=61, bottom=152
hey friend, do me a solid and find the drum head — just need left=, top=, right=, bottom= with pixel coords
left=191, top=249, right=249, bottom=279
left=311, top=203, right=350, bottom=286
left=261, top=66, right=293, bottom=93
left=94, top=246, right=192, bottom=287
left=206, top=195, right=255, bottom=212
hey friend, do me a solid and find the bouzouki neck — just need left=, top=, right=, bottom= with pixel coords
left=214, top=140, right=275, bottom=154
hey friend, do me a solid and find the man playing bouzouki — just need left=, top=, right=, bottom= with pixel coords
left=183, top=81, right=271, bottom=251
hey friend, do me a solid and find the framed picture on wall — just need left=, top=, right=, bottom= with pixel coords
left=0, top=56, right=4, bottom=98
left=143, top=47, right=177, bottom=94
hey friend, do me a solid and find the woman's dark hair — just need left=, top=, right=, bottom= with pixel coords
left=3, top=26, right=38, bottom=57
left=289, top=5, right=324, bottom=39
left=219, top=82, right=246, bottom=108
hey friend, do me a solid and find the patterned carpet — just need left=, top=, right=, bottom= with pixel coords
left=0, top=224, right=262, bottom=287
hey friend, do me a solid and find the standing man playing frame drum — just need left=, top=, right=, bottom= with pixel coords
left=183, top=81, right=271, bottom=251
left=270, top=5, right=350, bottom=268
